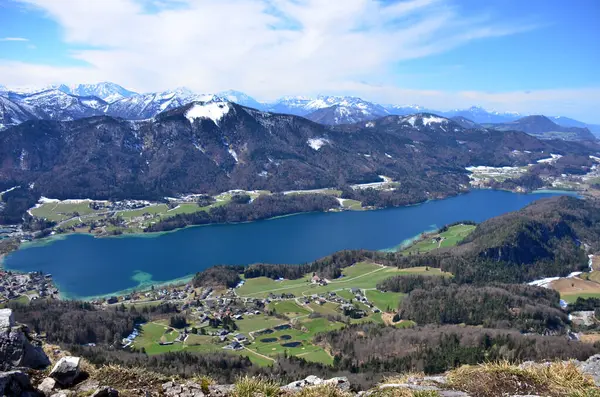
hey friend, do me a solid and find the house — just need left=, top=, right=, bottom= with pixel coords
left=311, top=274, right=321, bottom=284
left=234, top=333, right=247, bottom=342
left=223, top=341, right=243, bottom=351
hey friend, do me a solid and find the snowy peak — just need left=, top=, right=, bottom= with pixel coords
left=0, top=96, right=38, bottom=130
left=401, top=113, right=452, bottom=128
left=8, top=89, right=105, bottom=121
left=217, top=90, right=265, bottom=110
left=105, top=88, right=220, bottom=120
left=60, top=82, right=137, bottom=103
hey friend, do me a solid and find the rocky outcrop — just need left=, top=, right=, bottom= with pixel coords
left=0, top=309, right=50, bottom=370
left=281, top=375, right=350, bottom=393
left=162, top=380, right=207, bottom=396
left=0, top=370, right=43, bottom=397
left=49, top=356, right=81, bottom=387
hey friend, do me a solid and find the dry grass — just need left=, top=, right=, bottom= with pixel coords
left=288, top=384, right=353, bottom=397
left=551, top=277, right=600, bottom=295
left=447, top=361, right=598, bottom=397
left=233, top=375, right=281, bottom=397
left=381, top=372, right=426, bottom=385
left=89, top=364, right=170, bottom=392
left=368, top=389, right=440, bottom=397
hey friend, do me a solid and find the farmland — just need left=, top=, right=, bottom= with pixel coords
left=402, top=223, right=476, bottom=255
left=128, top=261, right=450, bottom=366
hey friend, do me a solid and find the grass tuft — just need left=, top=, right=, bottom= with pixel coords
left=289, top=384, right=353, bottom=397
left=233, top=375, right=281, bottom=397
left=368, top=388, right=440, bottom=397
left=447, top=360, right=598, bottom=397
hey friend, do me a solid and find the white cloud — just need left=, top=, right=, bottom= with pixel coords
left=4, top=0, right=529, bottom=93
left=2, top=0, right=598, bottom=122
left=0, top=37, right=29, bottom=41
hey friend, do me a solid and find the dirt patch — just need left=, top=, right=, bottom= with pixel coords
left=381, top=312, right=397, bottom=326
left=550, top=277, right=600, bottom=295
left=580, top=333, right=600, bottom=344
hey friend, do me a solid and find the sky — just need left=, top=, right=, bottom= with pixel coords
left=0, top=0, right=599, bottom=122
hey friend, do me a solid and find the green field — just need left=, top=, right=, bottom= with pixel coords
left=562, top=293, right=600, bottom=304
left=366, top=290, right=404, bottom=312
left=250, top=317, right=342, bottom=364
left=237, top=262, right=451, bottom=298
left=402, top=224, right=476, bottom=255
left=235, top=315, right=287, bottom=334
left=341, top=199, right=363, bottom=210
left=31, top=201, right=100, bottom=222
left=268, top=301, right=310, bottom=318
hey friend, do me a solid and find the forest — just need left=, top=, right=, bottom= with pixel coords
left=145, top=194, right=339, bottom=232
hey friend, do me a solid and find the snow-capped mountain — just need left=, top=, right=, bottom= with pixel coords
left=385, top=104, right=436, bottom=116
left=268, top=95, right=389, bottom=121
left=106, top=88, right=222, bottom=120
left=444, top=106, right=522, bottom=124
left=8, top=89, right=106, bottom=121
left=217, top=90, right=265, bottom=110
left=59, top=82, right=138, bottom=103
left=0, top=96, right=39, bottom=130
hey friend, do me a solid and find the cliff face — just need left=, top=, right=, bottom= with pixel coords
left=0, top=309, right=49, bottom=371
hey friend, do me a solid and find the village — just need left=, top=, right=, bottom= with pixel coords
left=0, top=269, right=60, bottom=304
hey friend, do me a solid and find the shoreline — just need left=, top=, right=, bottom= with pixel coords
left=22, top=187, right=579, bottom=245
left=2, top=188, right=582, bottom=301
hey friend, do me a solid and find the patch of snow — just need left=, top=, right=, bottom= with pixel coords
left=258, top=171, right=268, bottom=177
left=422, top=116, right=447, bottom=126
left=228, top=148, right=239, bottom=163
left=39, top=197, right=60, bottom=204
left=405, top=116, right=416, bottom=126
left=0, top=186, right=19, bottom=197
left=590, top=155, right=600, bottom=163
left=365, top=121, right=375, bottom=128
left=307, top=137, right=330, bottom=151
left=537, top=153, right=563, bottom=164
left=385, top=153, right=393, bottom=158
left=335, top=198, right=347, bottom=206
left=185, top=102, right=231, bottom=126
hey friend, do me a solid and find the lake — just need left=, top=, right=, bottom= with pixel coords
left=2, top=189, right=576, bottom=299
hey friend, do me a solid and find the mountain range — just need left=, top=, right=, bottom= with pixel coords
left=1, top=82, right=599, bottom=138
left=0, top=97, right=598, bottom=203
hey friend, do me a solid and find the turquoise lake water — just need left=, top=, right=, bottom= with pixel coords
left=2, top=190, right=576, bottom=299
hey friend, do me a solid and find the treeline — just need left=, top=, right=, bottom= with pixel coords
left=0, top=185, right=41, bottom=225
left=317, top=324, right=599, bottom=375
left=192, top=265, right=244, bottom=289
left=490, top=173, right=545, bottom=191
left=145, top=194, right=339, bottom=233
left=376, top=274, right=450, bottom=293
left=398, top=284, right=566, bottom=333
left=339, top=174, right=465, bottom=208
left=9, top=300, right=179, bottom=346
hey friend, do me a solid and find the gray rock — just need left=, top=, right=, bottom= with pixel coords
left=281, top=376, right=350, bottom=393
left=0, top=370, right=42, bottom=397
left=0, top=309, right=51, bottom=371
left=162, top=380, right=205, bottom=396
left=90, top=386, right=119, bottom=397
left=207, top=384, right=234, bottom=396
left=38, top=377, right=57, bottom=396
left=578, top=354, right=600, bottom=386
left=0, top=309, right=14, bottom=329
left=49, top=356, right=81, bottom=387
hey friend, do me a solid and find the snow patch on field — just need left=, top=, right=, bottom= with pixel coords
left=185, top=102, right=231, bottom=126
left=537, top=153, right=563, bottom=164
left=307, top=138, right=330, bottom=151
left=422, top=116, right=447, bottom=125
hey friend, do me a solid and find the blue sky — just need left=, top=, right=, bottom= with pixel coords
left=0, top=0, right=599, bottom=122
